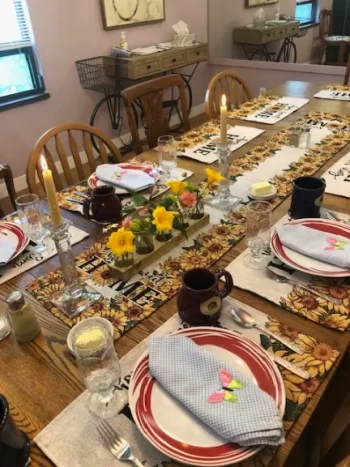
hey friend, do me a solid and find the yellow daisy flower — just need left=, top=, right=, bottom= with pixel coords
left=281, top=287, right=328, bottom=322
left=167, top=180, right=187, bottom=196
left=152, top=207, right=177, bottom=232
left=286, top=335, right=338, bottom=378
left=107, top=228, right=135, bottom=256
left=323, top=313, right=350, bottom=331
left=201, top=237, right=230, bottom=261
left=265, top=318, right=299, bottom=341
left=205, top=168, right=225, bottom=185
left=311, top=280, right=350, bottom=315
left=101, top=309, right=128, bottom=333
left=179, top=249, right=210, bottom=270
left=91, top=265, right=114, bottom=287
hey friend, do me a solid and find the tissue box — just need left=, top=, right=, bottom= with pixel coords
left=173, top=34, right=197, bottom=47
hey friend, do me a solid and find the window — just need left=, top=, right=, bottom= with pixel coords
left=0, top=0, right=48, bottom=109
left=295, top=0, right=317, bottom=26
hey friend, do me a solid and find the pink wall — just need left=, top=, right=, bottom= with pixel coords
left=0, top=0, right=209, bottom=179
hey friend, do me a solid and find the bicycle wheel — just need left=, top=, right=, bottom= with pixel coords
left=283, top=41, right=297, bottom=63
left=89, top=93, right=138, bottom=155
left=249, top=50, right=270, bottom=61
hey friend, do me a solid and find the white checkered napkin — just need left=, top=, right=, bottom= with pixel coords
left=276, top=224, right=350, bottom=269
left=149, top=336, right=284, bottom=447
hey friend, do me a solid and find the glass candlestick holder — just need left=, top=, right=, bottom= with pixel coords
left=47, top=220, right=101, bottom=318
left=206, top=143, right=242, bottom=212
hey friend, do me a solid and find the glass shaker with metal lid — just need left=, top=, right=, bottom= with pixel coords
left=6, top=291, right=41, bottom=343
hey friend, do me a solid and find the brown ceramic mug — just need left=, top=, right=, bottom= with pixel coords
left=177, top=268, right=234, bottom=326
left=83, top=185, right=122, bottom=225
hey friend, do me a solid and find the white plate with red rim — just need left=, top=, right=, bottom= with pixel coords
left=271, top=218, right=350, bottom=277
left=129, top=327, right=285, bottom=467
left=0, top=222, right=29, bottom=263
left=88, top=163, right=160, bottom=195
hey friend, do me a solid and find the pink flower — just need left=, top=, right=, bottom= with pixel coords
left=180, top=191, right=197, bottom=208
left=122, top=219, right=131, bottom=228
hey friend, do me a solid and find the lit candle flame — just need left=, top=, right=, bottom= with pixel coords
left=221, top=95, right=227, bottom=107
left=40, top=154, right=49, bottom=172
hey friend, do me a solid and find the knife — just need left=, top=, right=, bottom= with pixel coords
left=268, top=351, right=310, bottom=379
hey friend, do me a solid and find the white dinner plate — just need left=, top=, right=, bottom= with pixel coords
left=129, top=327, right=285, bottom=466
left=271, top=218, right=350, bottom=277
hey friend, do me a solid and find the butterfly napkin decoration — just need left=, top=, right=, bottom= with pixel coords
left=208, top=369, right=245, bottom=404
left=325, top=237, right=347, bottom=251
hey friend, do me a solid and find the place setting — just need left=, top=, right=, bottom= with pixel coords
left=30, top=279, right=339, bottom=467
left=314, top=84, right=350, bottom=101
left=0, top=190, right=88, bottom=286
left=56, top=137, right=193, bottom=222
left=226, top=175, right=350, bottom=332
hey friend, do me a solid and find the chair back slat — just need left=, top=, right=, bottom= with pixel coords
left=55, top=135, right=74, bottom=186
left=99, top=141, right=108, bottom=164
left=43, top=146, right=63, bottom=191
left=122, top=74, right=190, bottom=155
left=205, top=71, right=253, bottom=119
left=68, top=130, right=85, bottom=181
left=27, top=123, right=123, bottom=196
left=83, top=132, right=97, bottom=171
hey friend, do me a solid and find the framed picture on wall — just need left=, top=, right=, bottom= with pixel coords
left=100, top=0, right=165, bottom=30
left=246, top=0, right=278, bottom=7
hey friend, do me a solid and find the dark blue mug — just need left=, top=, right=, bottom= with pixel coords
left=0, top=395, right=30, bottom=467
left=289, top=176, right=326, bottom=219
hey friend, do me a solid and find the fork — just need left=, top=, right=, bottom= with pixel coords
left=260, top=265, right=341, bottom=305
left=325, top=211, right=350, bottom=225
left=97, top=421, right=143, bottom=466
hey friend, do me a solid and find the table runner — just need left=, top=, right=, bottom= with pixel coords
left=322, top=152, right=350, bottom=198
left=174, top=122, right=264, bottom=163
left=56, top=167, right=193, bottom=215
left=0, top=213, right=88, bottom=286
left=226, top=213, right=350, bottom=332
left=27, top=112, right=350, bottom=335
left=34, top=298, right=339, bottom=467
left=227, top=96, right=309, bottom=124
left=314, top=85, right=350, bottom=101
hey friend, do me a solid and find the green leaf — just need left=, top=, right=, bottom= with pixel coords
left=260, top=334, right=272, bottom=350
left=283, top=399, right=305, bottom=422
left=123, top=205, right=137, bottom=215
left=133, top=195, right=149, bottom=206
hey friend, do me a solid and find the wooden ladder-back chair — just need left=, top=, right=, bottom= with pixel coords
left=205, top=71, right=253, bottom=119
left=320, top=9, right=333, bottom=63
left=344, top=55, right=350, bottom=84
left=122, top=74, right=190, bottom=155
left=0, top=163, right=17, bottom=217
left=26, top=123, right=123, bottom=196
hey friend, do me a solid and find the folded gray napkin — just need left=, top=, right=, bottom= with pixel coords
left=276, top=224, right=350, bottom=269
left=149, top=336, right=284, bottom=447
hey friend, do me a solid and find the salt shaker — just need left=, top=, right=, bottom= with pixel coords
left=6, top=291, right=41, bottom=343
left=0, top=305, right=11, bottom=341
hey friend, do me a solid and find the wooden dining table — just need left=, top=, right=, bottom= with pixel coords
left=0, top=80, right=349, bottom=467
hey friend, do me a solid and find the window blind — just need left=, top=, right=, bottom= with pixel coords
left=0, top=0, right=32, bottom=51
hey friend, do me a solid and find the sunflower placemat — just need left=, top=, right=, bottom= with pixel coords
left=174, top=121, right=264, bottom=164
left=27, top=112, right=350, bottom=339
left=226, top=214, right=350, bottom=332
left=314, top=84, right=350, bottom=101
left=34, top=297, right=339, bottom=467
left=227, top=95, right=309, bottom=124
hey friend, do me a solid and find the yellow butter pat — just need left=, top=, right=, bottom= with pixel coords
left=251, top=182, right=272, bottom=196
left=75, top=327, right=106, bottom=350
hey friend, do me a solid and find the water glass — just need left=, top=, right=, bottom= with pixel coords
left=16, top=194, right=48, bottom=253
left=158, top=135, right=177, bottom=181
left=72, top=319, right=126, bottom=419
left=245, top=201, right=273, bottom=268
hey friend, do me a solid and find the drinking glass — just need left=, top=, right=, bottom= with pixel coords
left=245, top=201, right=273, bottom=269
left=158, top=135, right=177, bottom=181
left=16, top=194, right=48, bottom=253
left=72, top=319, right=126, bottom=419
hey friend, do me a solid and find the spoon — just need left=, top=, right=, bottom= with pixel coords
left=231, top=307, right=304, bottom=355
left=231, top=307, right=310, bottom=379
